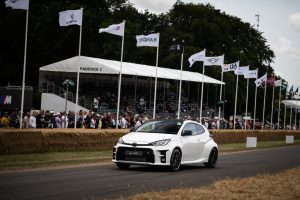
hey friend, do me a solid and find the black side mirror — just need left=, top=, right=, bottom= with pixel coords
left=129, top=127, right=136, bottom=132
left=182, top=130, right=193, bottom=136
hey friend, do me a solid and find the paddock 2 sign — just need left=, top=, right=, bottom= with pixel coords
left=80, top=66, right=102, bottom=72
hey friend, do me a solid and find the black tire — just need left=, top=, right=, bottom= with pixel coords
left=204, top=148, right=218, bottom=168
left=169, top=148, right=182, bottom=172
left=116, top=162, right=130, bottom=169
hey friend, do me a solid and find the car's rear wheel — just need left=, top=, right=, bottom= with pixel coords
left=204, top=148, right=218, bottom=168
left=170, top=148, right=182, bottom=171
left=116, top=162, right=131, bottom=169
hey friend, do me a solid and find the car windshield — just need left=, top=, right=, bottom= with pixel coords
left=136, top=120, right=183, bottom=134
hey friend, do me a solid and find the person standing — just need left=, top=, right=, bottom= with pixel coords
left=30, top=111, right=37, bottom=128
left=23, top=112, right=30, bottom=128
left=1, top=112, right=10, bottom=128
left=55, top=112, right=62, bottom=128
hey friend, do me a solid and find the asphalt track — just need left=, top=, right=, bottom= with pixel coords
left=0, top=145, right=300, bottom=200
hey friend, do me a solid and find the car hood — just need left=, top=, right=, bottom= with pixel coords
left=122, top=132, right=175, bottom=144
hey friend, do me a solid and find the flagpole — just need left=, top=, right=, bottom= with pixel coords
left=19, top=6, right=29, bottom=129
left=199, top=65, right=205, bottom=123
left=245, top=78, right=249, bottom=129
left=253, top=69, right=258, bottom=130
left=277, top=84, right=281, bottom=130
left=284, top=104, right=287, bottom=130
left=153, top=33, right=160, bottom=119
left=294, top=101, right=297, bottom=130
left=270, top=80, right=275, bottom=129
left=233, top=74, right=239, bottom=130
left=218, top=71, right=223, bottom=129
left=74, top=8, right=83, bottom=128
left=290, top=105, right=292, bottom=129
left=262, top=78, right=267, bottom=130
left=116, top=20, right=125, bottom=129
left=177, top=42, right=184, bottom=119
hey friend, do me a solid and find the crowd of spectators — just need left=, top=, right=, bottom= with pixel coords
left=0, top=109, right=298, bottom=130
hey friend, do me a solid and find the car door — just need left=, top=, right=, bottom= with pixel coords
left=195, top=124, right=209, bottom=159
left=181, top=123, right=200, bottom=162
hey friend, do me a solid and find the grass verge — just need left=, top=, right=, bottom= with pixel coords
left=124, top=167, right=300, bottom=200
left=0, top=140, right=299, bottom=170
left=0, top=151, right=112, bottom=170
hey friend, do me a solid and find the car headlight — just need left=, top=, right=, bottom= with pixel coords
left=150, top=139, right=171, bottom=146
left=118, top=137, right=124, bottom=144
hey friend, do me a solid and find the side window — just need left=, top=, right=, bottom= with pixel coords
left=182, top=123, right=198, bottom=136
left=196, top=124, right=205, bottom=135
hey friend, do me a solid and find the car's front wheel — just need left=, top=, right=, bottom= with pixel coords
left=204, top=148, right=218, bottom=168
left=116, top=162, right=131, bottom=169
left=169, top=148, right=182, bottom=171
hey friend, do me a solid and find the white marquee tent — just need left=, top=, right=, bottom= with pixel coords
left=39, top=56, right=224, bottom=85
left=282, top=100, right=300, bottom=109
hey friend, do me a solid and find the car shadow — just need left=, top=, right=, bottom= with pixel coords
left=112, top=164, right=214, bottom=173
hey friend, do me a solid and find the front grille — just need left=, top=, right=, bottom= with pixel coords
left=116, top=147, right=155, bottom=163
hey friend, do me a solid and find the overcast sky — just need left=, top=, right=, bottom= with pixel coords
left=129, top=0, right=300, bottom=87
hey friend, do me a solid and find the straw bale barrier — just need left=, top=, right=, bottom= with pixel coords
left=0, top=129, right=299, bottom=154
left=210, top=130, right=300, bottom=144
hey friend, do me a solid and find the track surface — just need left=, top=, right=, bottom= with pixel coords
left=1, top=145, right=300, bottom=200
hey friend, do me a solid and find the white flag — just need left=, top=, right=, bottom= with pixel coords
left=274, top=79, right=282, bottom=87
left=255, top=73, right=267, bottom=87
left=99, top=21, right=125, bottom=36
left=222, top=61, right=239, bottom=72
left=204, top=55, right=224, bottom=66
left=188, top=50, right=206, bottom=67
left=5, top=0, right=28, bottom=10
left=243, top=69, right=258, bottom=79
left=136, top=33, right=159, bottom=47
left=234, top=66, right=249, bottom=76
left=59, top=9, right=83, bottom=26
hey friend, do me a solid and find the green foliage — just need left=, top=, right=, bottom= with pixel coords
left=0, top=1, right=275, bottom=117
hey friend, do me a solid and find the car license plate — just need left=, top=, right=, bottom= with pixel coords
left=125, top=150, right=143, bottom=156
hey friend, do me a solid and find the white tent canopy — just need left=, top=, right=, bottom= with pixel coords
left=282, top=100, right=300, bottom=109
left=39, top=56, right=224, bottom=85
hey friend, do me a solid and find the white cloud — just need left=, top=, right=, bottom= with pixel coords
left=129, top=0, right=176, bottom=13
left=273, top=37, right=300, bottom=60
left=289, top=12, right=300, bottom=31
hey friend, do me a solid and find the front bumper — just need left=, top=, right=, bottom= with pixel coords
left=112, top=145, right=170, bottom=166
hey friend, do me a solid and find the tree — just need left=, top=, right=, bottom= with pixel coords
left=0, top=1, right=275, bottom=118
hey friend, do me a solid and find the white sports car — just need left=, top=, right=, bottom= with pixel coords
left=112, top=119, right=218, bottom=171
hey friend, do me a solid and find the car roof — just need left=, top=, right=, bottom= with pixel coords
left=150, top=119, right=184, bottom=123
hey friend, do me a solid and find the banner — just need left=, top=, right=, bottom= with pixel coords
left=5, top=0, right=28, bottom=10
left=255, top=73, right=267, bottom=87
left=243, top=69, right=258, bottom=79
left=274, top=79, right=282, bottom=87
left=188, top=50, right=206, bottom=67
left=59, top=9, right=83, bottom=26
left=222, top=61, right=239, bottom=72
left=234, top=66, right=249, bottom=76
left=136, top=33, right=159, bottom=47
left=99, top=21, right=125, bottom=36
left=204, top=55, right=224, bottom=66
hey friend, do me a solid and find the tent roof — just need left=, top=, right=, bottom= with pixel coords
left=39, top=56, right=224, bottom=85
left=282, top=100, right=300, bottom=109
